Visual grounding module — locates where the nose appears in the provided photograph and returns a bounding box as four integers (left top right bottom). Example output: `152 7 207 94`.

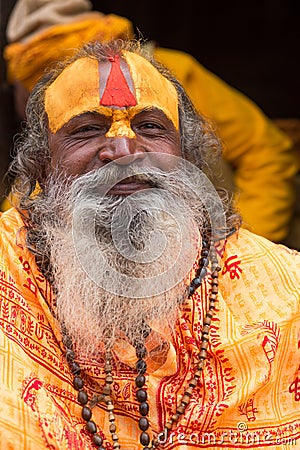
98 137 145 165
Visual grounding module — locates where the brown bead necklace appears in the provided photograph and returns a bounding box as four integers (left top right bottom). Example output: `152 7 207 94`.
62 239 221 449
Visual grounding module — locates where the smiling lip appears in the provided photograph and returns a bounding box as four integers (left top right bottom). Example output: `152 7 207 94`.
108 178 150 195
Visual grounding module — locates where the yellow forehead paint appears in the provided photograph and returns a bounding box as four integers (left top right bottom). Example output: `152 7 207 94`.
45 58 100 133
106 110 136 138
44 52 179 133
123 51 178 129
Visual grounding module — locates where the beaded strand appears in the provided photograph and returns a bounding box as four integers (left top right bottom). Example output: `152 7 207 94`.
63 241 220 449
134 342 151 449
151 243 220 448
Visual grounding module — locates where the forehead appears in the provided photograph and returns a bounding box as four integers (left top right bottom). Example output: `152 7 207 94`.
44 51 179 133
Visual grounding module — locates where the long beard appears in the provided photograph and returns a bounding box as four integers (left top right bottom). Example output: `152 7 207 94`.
29 162 224 359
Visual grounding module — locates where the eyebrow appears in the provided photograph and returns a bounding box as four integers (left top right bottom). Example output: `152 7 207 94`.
64 111 109 126
62 106 174 132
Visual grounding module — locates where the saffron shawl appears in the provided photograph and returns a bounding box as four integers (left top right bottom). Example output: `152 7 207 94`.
0 207 299 449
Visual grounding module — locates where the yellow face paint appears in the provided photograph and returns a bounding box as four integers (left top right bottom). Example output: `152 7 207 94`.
44 51 179 134
45 58 100 133
106 110 136 138
123 51 178 129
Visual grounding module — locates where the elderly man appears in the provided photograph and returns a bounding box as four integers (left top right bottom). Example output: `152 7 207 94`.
0 39 299 450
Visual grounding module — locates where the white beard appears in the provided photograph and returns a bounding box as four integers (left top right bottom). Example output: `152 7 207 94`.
31 162 223 359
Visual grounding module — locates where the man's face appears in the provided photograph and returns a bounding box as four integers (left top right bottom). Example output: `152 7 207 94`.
48 108 181 193
46 52 182 194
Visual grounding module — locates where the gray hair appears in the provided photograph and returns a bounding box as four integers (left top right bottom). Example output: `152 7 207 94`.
7 38 240 231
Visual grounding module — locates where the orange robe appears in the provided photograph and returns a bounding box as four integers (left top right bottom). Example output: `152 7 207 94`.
0 207 299 449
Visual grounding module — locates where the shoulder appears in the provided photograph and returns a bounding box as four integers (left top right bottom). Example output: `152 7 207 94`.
224 228 300 274
228 228 300 261
212 228 300 335
219 228 300 309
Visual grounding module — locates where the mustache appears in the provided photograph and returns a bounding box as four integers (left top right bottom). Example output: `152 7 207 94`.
68 163 172 199
38 164 194 355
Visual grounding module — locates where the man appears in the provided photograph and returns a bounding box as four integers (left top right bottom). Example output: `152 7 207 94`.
0 39 299 450
2 0 299 244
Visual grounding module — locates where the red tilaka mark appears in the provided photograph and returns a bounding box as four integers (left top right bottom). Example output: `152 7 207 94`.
100 55 137 107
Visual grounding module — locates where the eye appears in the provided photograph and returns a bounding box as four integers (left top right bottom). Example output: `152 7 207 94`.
131 109 173 136
134 121 165 135
71 124 107 136
140 122 163 129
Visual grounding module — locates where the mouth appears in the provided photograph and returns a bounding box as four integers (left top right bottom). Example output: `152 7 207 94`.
108 176 151 195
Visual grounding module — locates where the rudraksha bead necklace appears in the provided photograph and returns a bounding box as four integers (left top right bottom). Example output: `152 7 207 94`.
63 240 221 449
